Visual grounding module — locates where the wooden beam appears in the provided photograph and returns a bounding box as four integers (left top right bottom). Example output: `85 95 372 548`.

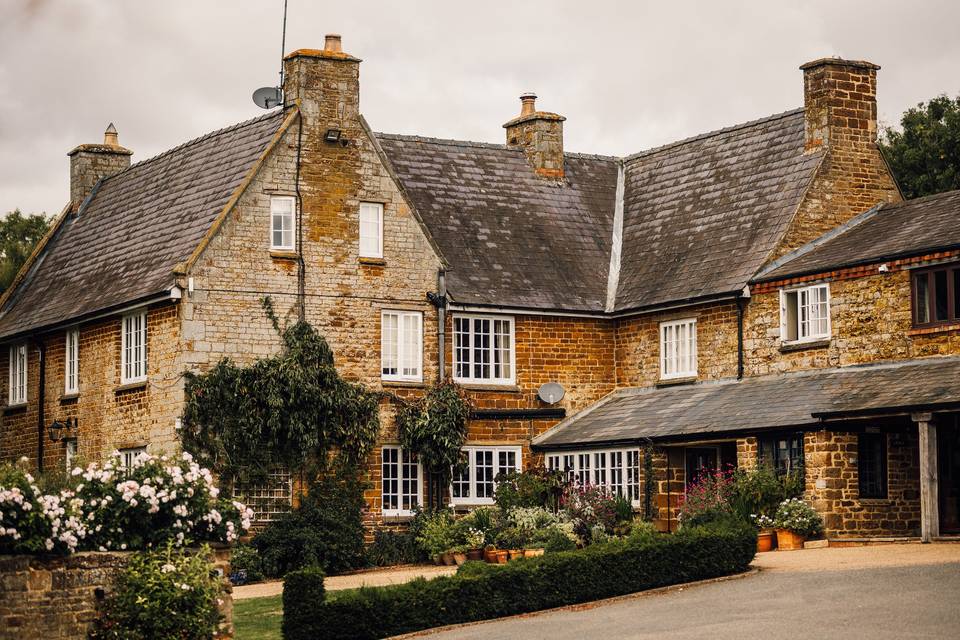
913 412 939 542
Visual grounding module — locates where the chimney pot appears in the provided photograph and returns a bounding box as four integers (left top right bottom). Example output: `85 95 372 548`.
104 123 119 147
324 34 342 53
520 92 537 116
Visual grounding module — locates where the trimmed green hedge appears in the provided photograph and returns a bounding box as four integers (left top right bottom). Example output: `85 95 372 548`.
282 523 756 640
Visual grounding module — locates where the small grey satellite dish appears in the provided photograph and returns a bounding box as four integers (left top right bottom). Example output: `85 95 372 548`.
538 382 565 405
252 87 283 109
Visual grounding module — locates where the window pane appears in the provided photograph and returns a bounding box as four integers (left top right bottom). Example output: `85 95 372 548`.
382 448 399 511
915 273 930 324
473 319 490 379
381 313 398 376
359 204 382 257
475 450 494 498
858 433 886 499
934 270 949 321
626 451 640 501
577 453 591 486
954 269 960 320
454 317 470 379
401 314 419 377
452 461 470 498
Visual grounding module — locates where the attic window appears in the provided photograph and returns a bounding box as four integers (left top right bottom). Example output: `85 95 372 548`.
270 196 296 251
781 284 830 343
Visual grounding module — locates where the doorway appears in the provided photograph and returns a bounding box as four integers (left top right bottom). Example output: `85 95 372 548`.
938 416 960 534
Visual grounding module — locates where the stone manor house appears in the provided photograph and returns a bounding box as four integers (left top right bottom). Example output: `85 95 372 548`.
2 35 959 541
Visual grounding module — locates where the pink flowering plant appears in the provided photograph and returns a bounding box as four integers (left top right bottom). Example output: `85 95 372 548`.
677 466 737 527
0 452 253 555
560 483 618 542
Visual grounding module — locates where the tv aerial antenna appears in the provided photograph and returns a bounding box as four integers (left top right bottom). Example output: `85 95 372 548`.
252 0 288 109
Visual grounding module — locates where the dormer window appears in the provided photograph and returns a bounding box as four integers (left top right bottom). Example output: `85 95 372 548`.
913 263 960 327
781 284 830 343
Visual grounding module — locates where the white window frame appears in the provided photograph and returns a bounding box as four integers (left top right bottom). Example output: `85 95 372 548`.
8 343 28 405
546 448 642 507
659 318 697 380
452 314 516 385
121 311 147 385
359 202 383 259
65 439 78 471
65 328 79 395
119 446 147 470
780 283 831 344
450 445 522 506
380 310 423 382
270 196 296 251
381 446 422 517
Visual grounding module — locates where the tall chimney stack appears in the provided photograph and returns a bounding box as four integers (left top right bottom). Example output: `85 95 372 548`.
67 123 132 209
800 57 879 153
503 93 566 180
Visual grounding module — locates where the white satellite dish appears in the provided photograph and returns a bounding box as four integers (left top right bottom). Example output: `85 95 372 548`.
252 87 283 109
538 382 565 405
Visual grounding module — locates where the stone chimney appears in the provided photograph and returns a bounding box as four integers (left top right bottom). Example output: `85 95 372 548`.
800 57 879 153
503 93 566 180
283 34 361 128
67 123 132 209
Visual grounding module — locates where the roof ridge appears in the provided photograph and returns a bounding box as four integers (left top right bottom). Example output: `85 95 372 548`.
103 109 286 182
623 107 805 163
881 187 960 210
373 131 619 161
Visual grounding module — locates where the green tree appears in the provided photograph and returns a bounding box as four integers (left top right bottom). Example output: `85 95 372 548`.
0 209 49 294
880 94 960 198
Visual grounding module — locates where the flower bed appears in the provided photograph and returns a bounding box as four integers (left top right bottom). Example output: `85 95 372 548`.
281 521 757 640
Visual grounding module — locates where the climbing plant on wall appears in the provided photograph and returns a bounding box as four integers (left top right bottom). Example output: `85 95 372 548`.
179 298 381 485
395 380 471 508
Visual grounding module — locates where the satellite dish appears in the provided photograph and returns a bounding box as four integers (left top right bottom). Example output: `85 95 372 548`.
252 87 283 109
538 382 565 405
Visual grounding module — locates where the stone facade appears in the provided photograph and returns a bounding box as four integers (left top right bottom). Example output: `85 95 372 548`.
0 548 233 640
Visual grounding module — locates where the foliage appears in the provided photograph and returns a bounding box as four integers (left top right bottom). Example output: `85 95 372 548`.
253 469 367 578
366 528 424 566
0 454 252 555
612 493 634 524
412 509 458 558
456 506 499 546
505 506 558 532
494 467 569 512
773 498 824 538
880 94 960 198
229 543 265 585
281 521 757 640
561 484 618 542
642 447 655 521
678 466 737 528
529 526 577 552
493 526 529 550
624 518 659 544
0 209 49 294
89 543 224 640
396 381 470 495
727 465 801 525
180 298 381 485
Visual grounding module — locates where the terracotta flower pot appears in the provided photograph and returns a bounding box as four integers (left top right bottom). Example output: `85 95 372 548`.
467 548 484 562
776 529 806 551
524 548 545 558
452 552 467 566
441 552 456 565
483 549 498 563
508 549 524 561
495 550 509 564
757 530 774 553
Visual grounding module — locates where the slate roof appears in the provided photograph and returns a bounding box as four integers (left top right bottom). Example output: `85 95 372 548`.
533 357 960 448
614 109 823 311
375 134 619 312
758 189 960 282
0 110 286 340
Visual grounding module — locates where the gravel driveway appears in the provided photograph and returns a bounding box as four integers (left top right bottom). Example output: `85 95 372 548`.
420 544 960 640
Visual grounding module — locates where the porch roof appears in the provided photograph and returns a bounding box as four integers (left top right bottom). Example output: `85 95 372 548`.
532 357 960 450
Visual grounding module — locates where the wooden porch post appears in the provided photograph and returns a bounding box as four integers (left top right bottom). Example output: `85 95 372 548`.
912 412 939 542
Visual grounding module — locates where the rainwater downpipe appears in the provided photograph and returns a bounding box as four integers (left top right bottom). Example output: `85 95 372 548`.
737 296 746 380
33 337 46 473
295 112 306 320
437 269 447 382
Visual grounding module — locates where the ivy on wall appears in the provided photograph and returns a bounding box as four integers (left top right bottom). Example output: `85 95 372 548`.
179 299 381 485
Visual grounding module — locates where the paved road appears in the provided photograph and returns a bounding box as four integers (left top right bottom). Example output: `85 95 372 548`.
426 548 960 640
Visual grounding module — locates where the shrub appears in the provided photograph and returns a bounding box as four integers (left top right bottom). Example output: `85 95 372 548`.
493 526 529 550
456 506 500 546
412 509 458 558
494 468 569 512
366 528 424 566
561 484 618 542
0 454 252 555
253 470 366 578
727 466 803 524
282 521 756 640
281 566 326 640
678 467 736 527
530 526 577 552
89 543 223 640
505 506 557 532
774 498 824 538
612 493 634 524
229 543 264 585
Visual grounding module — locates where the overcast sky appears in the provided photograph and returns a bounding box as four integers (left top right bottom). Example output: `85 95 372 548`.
2 0 959 218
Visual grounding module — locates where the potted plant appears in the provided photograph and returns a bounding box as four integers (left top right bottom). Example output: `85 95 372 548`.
752 514 776 552
450 545 468 566
773 498 824 550
483 543 498 564
465 527 485 561
523 546 545 558
495 527 528 561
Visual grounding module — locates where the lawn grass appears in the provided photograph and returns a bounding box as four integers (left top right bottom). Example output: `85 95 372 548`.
233 588 360 640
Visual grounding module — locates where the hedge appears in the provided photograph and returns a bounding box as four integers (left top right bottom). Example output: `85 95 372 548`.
282 523 756 640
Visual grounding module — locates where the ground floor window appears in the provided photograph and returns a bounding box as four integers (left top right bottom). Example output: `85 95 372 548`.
858 432 888 499
233 467 293 524
119 446 147 470
758 432 804 475
381 446 421 517
65 439 78 471
451 446 522 505
545 449 641 505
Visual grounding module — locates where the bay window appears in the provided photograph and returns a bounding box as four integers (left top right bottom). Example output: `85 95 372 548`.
453 314 514 385
451 446 521 505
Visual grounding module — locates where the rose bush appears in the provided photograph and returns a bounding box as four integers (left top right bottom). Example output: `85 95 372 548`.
0 452 252 555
